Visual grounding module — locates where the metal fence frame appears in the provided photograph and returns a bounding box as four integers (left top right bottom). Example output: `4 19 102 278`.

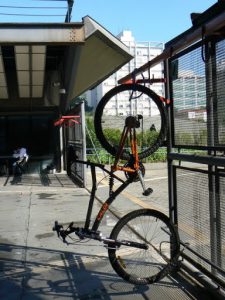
65 101 86 187
166 35 225 289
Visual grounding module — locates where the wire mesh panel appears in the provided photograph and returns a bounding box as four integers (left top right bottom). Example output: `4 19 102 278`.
174 166 225 285
216 39 225 146
176 167 210 268
170 45 207 147
170 38 225 149
217 170 225 281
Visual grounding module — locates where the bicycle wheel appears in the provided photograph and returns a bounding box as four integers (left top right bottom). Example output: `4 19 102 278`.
108 209 180 285
94 84 167 160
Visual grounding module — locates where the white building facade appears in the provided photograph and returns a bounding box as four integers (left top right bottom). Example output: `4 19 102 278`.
86 31 164 115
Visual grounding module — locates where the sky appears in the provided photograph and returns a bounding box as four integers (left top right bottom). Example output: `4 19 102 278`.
0 0 218 42
72 0 218 42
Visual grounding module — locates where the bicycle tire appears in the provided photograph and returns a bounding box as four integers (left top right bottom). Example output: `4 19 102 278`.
94 84 167 160
108 209 180 285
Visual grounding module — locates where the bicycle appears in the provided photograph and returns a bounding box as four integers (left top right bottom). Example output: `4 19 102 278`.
53 82 180 285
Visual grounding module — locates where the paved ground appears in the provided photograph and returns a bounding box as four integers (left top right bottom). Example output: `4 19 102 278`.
0 164 223 299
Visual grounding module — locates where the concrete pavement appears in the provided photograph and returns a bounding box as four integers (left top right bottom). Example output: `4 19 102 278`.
0 165 221 299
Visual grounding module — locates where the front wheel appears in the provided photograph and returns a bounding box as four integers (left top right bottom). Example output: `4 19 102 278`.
108 209 180 285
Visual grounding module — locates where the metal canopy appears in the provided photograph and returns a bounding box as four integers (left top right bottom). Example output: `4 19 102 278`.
65 16 133 103
0 23 85 44
0 17 132 111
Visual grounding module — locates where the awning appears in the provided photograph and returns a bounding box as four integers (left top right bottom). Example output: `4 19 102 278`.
65 16 133 101
0 16 133 111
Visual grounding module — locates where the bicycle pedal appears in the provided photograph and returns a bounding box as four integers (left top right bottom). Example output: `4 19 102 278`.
142 188 153 196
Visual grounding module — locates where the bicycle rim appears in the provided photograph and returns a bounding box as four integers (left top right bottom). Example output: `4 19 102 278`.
108 209 180 285
94 84 167 160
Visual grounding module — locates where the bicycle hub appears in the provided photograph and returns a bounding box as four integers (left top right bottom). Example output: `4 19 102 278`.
125 116 141 128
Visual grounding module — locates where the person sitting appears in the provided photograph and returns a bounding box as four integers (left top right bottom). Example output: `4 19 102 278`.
12 147 29 176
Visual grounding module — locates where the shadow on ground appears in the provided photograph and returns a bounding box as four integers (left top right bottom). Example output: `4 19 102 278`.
0 243 222 300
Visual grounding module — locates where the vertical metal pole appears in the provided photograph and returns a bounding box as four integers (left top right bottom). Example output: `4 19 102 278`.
205 40 218 273
59 126 64 172
164 58 177 224
65 0 74 23
81 101 87 187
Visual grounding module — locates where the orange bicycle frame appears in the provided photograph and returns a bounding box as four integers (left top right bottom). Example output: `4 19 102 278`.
112 117 140 174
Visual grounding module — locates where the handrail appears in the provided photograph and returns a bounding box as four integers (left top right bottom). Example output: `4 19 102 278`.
118 9 225 84
168 152 225 167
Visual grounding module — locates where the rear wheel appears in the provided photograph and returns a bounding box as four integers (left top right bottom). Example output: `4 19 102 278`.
108 209 180 285
94 84 167 160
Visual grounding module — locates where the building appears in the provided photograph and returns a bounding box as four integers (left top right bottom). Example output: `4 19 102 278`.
87 31 164 116
172 74 206 122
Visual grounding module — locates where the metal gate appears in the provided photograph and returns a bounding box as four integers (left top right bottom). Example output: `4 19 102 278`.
64 101 86 187
167 36 225 288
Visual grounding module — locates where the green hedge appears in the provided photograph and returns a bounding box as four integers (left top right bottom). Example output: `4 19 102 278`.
86 148 167 164
86 116 160 150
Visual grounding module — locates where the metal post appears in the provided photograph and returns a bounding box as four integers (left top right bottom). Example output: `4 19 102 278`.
205 39 218 274
80 101 87 186
59 126 64 172
164 58 177 224
65 0 74 23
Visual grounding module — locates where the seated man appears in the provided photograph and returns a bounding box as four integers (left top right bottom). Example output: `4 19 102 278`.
12 147 29 175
